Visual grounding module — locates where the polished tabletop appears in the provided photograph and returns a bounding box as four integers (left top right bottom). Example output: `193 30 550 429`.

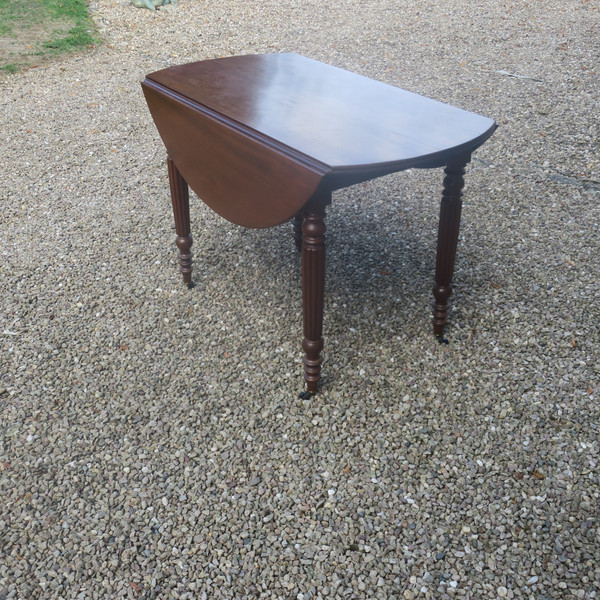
146 53 496 173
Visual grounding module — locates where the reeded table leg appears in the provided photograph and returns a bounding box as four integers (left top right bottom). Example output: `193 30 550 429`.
301 192 330 395
167 156 193 287
432 153 471 337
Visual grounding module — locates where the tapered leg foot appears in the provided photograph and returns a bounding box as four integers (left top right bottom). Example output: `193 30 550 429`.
432 154 471 337
301 192 330 394
167 156 193 286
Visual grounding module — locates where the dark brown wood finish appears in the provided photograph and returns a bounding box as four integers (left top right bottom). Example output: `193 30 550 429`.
142 78 326 229
142 53 497 393
433 155 470 336
167 156 193 287
142 54 496 228
292 212 304 251
301 191 330 393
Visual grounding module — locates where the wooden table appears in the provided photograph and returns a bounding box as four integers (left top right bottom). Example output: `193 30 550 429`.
142 53 496 395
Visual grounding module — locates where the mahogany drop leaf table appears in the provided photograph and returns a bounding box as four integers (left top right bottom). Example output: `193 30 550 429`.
142 53 496 394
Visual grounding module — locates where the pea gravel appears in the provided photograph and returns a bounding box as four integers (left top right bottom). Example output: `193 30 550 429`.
1 0 599 599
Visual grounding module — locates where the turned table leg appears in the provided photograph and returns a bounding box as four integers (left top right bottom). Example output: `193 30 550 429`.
432 154 471 337
292 211 304 251
301 192 330 395
167 156 193 288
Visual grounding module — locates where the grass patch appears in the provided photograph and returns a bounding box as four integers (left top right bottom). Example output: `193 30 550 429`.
43 0 97 51
43 23 96 52
0 0 98 74
1 61 19 73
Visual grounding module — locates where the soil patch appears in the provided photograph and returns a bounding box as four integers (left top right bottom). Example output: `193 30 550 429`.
0 1 97 78
0 18 74 74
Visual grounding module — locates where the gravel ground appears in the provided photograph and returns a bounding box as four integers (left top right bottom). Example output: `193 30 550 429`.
1 0 599 598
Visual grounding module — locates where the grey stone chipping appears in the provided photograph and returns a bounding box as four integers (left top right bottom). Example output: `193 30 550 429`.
1 0 599 599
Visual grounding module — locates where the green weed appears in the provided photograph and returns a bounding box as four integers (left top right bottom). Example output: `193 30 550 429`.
0 0 98 73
